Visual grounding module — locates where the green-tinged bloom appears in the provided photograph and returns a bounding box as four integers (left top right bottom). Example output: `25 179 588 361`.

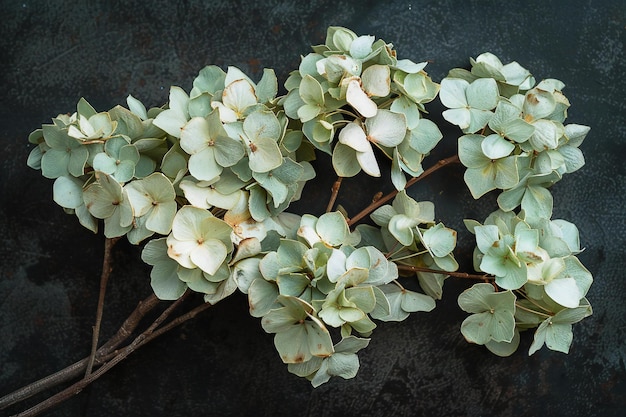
440 77 499 133
125 172 177 239
166 206 233 275
458 134 519 198
458 283 516 345
261 295 334 364
92 136 140 183
83 172 133 238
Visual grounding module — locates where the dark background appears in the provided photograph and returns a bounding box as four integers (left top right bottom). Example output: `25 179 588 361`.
1 1 625 416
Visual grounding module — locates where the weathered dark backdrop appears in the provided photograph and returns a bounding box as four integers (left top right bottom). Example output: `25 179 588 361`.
1 1 624 416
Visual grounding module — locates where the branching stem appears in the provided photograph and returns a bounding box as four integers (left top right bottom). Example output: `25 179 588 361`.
326 177 343 212
11 291 193 417
514 302 552 318
0 293 161 410
85 236 120 376
347 154 460 227
396 264 495 281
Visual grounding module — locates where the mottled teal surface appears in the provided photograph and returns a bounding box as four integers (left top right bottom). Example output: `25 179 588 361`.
1 1 624 416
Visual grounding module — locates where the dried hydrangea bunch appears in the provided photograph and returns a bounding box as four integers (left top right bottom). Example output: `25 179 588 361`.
27 26 592 387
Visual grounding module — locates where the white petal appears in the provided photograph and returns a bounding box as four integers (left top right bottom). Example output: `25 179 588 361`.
206 189 244 210
338 122 369 152
169 86 190 115
442 108 471 130
166 235 196 269
356 148 381 177
222 79 257 116
545 278 581 308
327 249 348 283
179 180 212 209
346 79 377 118
191 239 227 275
362 64 391 97
366 109 407 147
180 117 210 154
439 78 469 108
211 102 238 123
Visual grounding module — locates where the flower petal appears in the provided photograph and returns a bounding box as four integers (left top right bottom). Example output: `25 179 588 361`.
356 148 381 177
190 239 227 275
338 122 369 152
346 79 377 118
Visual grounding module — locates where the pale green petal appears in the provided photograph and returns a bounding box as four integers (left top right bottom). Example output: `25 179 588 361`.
299 74 325 106
332 143 361 177
349 34 375 59
466 78 499 110
247 136 282 173
464 167 496 199
356 148 381 177
338 122 369 152
188 148 222 181
439 78 468 108
409 118 442 154
248 278 279 317
443 108 471 130
145 200 177 235
180 117 211 154
92 153 117 175
190 239 227 275
422 223 457 257
481 134 514 160
362 64 390 97
366 109 407 147
524 88 556 120
53 176 84 209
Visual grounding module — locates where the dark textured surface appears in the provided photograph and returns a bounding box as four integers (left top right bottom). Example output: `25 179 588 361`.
1 1 625 416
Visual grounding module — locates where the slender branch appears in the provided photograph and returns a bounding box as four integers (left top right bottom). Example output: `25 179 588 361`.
514 302 552 318
87 300 214 369
85 237 119 376
347 154 460 226
396 264 495 281
388 250 429 263
391 279 406 290
326 177 343 212
12 292 191 417
515 289 554 314
0 294 160 410
142 300 213 343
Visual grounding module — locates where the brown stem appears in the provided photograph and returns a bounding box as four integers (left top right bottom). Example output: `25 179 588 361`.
0 294 160 410
85 237 120 376
326 177 344 213
86 300 213 368
12 291 191 417
396 264 495 281
347 154 460 227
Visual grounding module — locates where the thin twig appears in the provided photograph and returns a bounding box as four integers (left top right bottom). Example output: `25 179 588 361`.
515 289 554 314
85 237 120 376
141 300 213 344
12 292 191 417
396 264 495 280
347 154 460 227
326 177 343 212
0 294 160 410
515 302 552 318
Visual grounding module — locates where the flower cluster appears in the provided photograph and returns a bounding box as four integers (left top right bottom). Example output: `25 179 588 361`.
281 26 443 189
27 27 593 386
441 53 593 356
233 203 455 386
